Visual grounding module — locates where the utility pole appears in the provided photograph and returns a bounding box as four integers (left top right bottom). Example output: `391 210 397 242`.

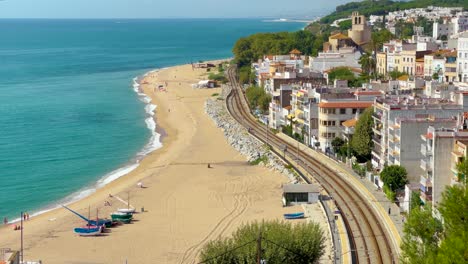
256 231 262 264
20 211 23 264
266 120 269 147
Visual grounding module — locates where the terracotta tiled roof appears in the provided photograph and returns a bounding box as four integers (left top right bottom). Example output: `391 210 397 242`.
329 33 350 40
342 118 357 127
318 101 373 109
290 49 302 54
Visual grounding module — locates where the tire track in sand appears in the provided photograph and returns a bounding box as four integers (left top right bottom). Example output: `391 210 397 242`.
178 182 250 264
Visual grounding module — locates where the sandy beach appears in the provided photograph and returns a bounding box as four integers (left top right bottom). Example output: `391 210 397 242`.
0 62 308 263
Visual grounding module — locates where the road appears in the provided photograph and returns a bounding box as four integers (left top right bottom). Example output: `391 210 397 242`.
225 65 398 264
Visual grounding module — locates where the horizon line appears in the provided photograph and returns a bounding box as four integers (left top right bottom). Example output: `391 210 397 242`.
0 17 317 20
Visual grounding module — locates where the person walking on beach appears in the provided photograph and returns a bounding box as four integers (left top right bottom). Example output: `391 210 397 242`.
3 217 7 225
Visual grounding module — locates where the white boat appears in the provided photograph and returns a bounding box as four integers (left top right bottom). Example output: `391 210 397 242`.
117 208 136 214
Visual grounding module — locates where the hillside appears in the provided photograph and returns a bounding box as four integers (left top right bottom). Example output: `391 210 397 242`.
306 0 467 32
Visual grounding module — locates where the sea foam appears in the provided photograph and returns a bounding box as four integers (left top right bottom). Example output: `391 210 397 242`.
8 70 164 224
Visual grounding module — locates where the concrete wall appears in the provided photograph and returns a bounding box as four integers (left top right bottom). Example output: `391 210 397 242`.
432 136 454 206
398 121 456 183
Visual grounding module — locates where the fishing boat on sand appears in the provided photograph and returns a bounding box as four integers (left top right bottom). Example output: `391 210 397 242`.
111 212 133 223
283 212 305 219
74 226 101 236
62 205 113 228
117 192 136 214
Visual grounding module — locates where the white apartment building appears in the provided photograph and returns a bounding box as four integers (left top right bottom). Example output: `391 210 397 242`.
309 48 361 73
420 126 468 209
317 101 373 152
433 13 468 40
458 32 468 82
372 96 466 170
386 117 457 183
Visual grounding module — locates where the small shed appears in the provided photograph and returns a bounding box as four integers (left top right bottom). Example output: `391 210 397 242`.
282 184 320 206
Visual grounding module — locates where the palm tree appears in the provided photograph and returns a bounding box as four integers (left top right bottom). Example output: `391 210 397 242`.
359 51 376 78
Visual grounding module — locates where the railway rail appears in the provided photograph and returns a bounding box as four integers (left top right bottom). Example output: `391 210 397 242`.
225 65 397 264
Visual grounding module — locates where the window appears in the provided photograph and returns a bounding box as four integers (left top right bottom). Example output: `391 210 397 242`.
320 120 336 127
340 108 346 114
352 108 358 114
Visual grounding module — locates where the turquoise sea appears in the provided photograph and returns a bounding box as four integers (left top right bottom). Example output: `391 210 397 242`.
0 19 305 221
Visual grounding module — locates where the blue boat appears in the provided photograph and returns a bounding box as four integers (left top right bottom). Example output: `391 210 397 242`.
62 205 113 228
74 226 101 236
283 212 305 219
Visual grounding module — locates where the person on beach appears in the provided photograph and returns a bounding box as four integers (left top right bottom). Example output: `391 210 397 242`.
3 217 7 225
137 181 144 188
26 213 29 220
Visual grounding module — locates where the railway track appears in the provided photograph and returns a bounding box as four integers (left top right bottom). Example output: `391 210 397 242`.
225 66 397 264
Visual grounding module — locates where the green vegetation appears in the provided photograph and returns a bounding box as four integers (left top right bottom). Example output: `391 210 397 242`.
359 51 375 76
208 72 228 84
351 107 374 161
232 30 322 67
199 220 325 264
319 0 468 25
352 162 367 177
327 67 365 87
371 29 394 52
250 155 268 165
338 19 352 31
211 93 219 97
380 165 408 193
456 157 468 183
331 137 346 154
239 66 255 85
389 70 406 80
245 86 271 112
400 182 468 263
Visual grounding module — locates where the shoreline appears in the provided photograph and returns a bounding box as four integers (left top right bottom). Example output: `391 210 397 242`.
5 59 234 224
0 60 306 264
5 68 167 224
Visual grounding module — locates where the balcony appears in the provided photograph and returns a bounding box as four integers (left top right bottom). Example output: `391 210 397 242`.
373 128 382 136
373 135 382 146
420 191 433 202
420 159 432 172
421 144 432 156
420 175 432 189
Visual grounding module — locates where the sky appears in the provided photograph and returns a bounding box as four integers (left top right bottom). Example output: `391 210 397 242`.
0 0 354 19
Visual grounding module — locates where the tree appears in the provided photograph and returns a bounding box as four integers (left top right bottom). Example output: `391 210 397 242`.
351 107 374 161
331 137 345 154
456 157 468 183
400 205 443 264
327 67 357 84
401 182 468 264
371 29 394 54
245 86 270 112
199 220 325 264
338 19 352 31
436 185 468 263
389 70 406 80
359 51 375 76
380 165 408 191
